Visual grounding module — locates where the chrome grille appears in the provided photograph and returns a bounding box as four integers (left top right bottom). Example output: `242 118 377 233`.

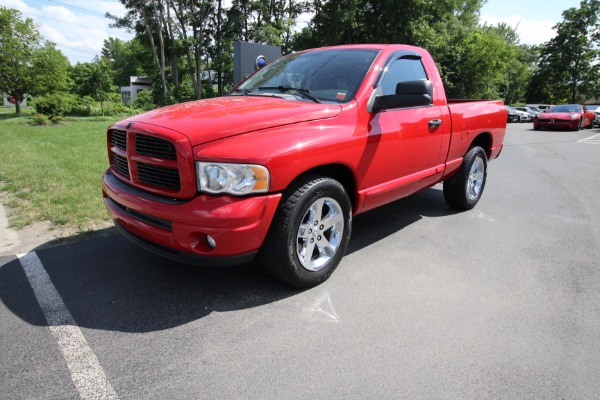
136 134 177 160
138 162 180 191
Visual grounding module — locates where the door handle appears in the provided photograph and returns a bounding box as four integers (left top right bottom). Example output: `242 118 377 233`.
428 119 443 128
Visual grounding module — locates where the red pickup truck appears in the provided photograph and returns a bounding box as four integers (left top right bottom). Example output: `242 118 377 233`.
103 44 506 287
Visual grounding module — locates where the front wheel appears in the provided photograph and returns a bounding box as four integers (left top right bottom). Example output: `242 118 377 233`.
443 146 488 210
260 175 352 287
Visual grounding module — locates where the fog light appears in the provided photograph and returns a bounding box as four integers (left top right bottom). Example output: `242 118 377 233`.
206 235 216 249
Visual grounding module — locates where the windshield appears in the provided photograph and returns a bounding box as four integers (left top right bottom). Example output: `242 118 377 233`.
548 105 581 113
234 49 379 103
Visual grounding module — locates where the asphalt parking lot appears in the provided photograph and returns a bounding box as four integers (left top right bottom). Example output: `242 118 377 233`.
1 123 599 399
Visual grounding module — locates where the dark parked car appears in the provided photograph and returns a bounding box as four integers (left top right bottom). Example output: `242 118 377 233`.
506 106 520 123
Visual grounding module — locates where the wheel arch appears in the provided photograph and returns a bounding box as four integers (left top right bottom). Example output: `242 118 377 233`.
284 163 357 208
469 132 493 159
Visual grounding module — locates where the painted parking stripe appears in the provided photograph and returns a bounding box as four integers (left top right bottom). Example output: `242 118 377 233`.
18 252 118 400
577 134 600 144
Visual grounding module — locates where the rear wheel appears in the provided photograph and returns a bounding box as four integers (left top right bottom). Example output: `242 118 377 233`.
443 146 488 210
260 175 352 287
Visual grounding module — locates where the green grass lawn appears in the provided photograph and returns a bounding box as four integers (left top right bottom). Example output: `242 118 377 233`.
0 107 119 231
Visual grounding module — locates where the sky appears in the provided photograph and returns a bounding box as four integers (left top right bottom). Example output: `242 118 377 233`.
0 0 584 65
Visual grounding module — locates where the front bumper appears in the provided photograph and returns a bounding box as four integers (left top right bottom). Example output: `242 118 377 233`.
102 171 282 266
534 119 578 130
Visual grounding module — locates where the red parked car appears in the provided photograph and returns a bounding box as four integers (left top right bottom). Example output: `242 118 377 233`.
533 104 595 131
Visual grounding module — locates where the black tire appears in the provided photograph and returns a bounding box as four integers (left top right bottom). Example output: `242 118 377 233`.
574 119 582 131
260 175 352 288
443 146 488 210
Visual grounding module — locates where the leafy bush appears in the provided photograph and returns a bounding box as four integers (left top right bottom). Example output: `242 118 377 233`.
102 101 130 116
51 115 63 124
133 90 157 111
32 113 49 125
69 105 92 117
33 93 76 117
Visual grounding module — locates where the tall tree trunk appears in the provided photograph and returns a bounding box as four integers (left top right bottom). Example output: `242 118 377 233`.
152 0 169 101
169 0 199 98
140 3 168 99
570 55 581 103
191 0 206 100
165 2 180 93
216 0 223 95
194 31 203 99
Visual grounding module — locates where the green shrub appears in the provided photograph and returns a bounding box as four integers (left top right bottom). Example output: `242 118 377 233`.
133 90 157 111
69 104 92 117
102 101 130 116
33 93 76 117
32 113 49 125
51 115 64 124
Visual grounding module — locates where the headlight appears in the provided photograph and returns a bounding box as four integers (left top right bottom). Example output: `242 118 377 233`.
196 162 269 195
570 114 579 119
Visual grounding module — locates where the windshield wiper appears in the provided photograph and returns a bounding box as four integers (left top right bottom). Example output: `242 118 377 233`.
258 86 322 103
229 88 252 95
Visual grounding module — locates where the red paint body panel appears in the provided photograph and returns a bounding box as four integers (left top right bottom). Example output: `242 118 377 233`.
103 172 281 257
102 44 506 263
118 96 343 146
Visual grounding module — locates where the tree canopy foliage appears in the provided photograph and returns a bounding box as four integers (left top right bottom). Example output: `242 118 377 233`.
0 6 69 113
527 0 600 104
2 1 600 114
105 0 596 105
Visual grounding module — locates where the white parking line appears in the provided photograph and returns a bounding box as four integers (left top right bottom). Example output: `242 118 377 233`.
577 134 600 144
18 252 118 400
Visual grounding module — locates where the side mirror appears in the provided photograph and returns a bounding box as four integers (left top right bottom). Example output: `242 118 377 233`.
372 80 433 112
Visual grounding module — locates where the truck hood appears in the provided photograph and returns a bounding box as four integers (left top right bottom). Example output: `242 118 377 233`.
122 96 343 146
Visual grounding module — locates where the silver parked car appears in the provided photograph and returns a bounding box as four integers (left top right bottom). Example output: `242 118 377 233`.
511 106 533 122
585 105 600 127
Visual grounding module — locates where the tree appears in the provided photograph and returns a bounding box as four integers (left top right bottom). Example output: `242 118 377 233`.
0 7 68 114
480 23 538 104
447 28 513 99
102 37 150 87
291 0 490 98
71 57 117 116
528 0 600 103
31 42 71 93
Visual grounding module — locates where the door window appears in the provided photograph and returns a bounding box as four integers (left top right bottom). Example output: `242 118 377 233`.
380 58 428 96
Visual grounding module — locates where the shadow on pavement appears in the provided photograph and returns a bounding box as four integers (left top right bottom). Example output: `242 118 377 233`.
0 186 457 333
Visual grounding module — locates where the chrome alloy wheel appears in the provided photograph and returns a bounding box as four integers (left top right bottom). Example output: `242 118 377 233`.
467 156 485 201
296 197 344 271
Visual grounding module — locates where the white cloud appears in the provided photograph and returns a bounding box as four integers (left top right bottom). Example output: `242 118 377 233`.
0 0 133 64
481 14 557 45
